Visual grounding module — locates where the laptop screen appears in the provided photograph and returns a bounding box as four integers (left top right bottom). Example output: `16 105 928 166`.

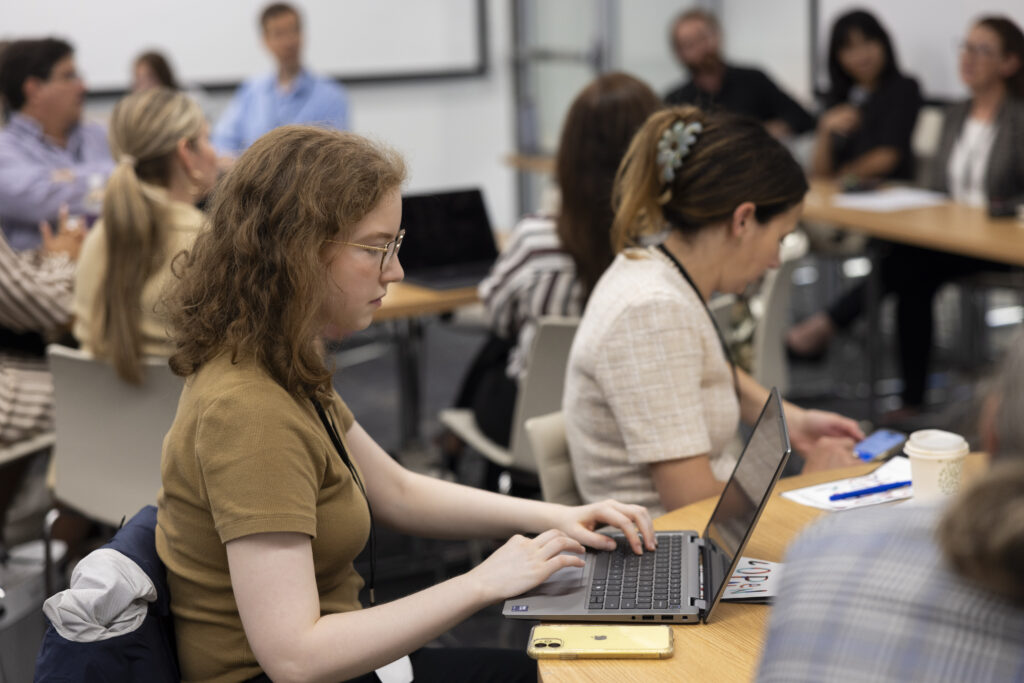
398 188 499 273
701 389 790 622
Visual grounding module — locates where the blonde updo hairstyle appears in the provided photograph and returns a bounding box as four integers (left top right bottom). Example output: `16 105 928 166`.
96 87 205 384
611 106 808 253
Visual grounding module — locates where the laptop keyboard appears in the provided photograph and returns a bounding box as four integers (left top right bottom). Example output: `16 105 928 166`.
588 534 684 610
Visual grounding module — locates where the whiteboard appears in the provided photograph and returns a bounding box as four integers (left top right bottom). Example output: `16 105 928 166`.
2 0 485 93
814 0 1024 101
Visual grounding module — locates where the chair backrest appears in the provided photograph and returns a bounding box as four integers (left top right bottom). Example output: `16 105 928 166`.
507 317 580 472
750 230 809 394
0 431 55 468
524 411 581 506
46 345 183 527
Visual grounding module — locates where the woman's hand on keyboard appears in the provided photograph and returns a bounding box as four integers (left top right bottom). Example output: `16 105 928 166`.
466 529 586 602
552 499 657 556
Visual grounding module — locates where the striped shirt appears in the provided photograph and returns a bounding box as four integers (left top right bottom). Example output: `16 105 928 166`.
0 236 75 446
479 216 584 378
757 504 1024 683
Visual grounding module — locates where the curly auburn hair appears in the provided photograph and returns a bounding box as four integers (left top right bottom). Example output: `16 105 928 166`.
167 125 406 400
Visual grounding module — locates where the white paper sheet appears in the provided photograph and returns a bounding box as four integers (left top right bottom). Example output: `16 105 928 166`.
832 187 949 212
781 456 912 511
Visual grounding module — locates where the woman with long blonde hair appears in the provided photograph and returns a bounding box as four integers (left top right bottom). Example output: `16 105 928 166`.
73 87 217 383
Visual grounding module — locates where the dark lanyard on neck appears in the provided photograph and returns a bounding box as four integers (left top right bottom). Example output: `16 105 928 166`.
656 244 739 397
311 399 377 606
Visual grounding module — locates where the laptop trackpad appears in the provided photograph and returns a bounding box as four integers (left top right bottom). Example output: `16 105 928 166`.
516 553 587 598
529 563 585 595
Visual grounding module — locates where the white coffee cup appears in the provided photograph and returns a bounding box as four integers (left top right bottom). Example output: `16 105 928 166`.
903 429 969 502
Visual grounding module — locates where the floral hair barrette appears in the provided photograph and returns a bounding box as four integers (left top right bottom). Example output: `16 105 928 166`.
656 120 703 183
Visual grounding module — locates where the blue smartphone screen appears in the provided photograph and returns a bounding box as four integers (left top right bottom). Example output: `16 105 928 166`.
854 429 906 461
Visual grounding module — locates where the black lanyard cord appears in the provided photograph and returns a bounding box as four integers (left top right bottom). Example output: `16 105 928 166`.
656 244 740 397
311 399 377 606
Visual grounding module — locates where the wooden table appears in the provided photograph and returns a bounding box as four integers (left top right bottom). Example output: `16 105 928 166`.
802 180 1024 420
804 180 1024 266
375 282 479 322
372 282 480 450
538 453 989 683
505 153 555 176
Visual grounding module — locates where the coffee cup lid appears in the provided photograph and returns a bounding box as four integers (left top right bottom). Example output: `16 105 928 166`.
905 429 968 457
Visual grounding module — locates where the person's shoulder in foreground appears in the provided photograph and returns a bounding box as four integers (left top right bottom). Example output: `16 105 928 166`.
756 503 1024 683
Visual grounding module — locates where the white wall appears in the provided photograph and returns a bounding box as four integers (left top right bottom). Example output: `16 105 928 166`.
721 0 814 110
9 0 482 90
84 0 517 230
816 0 1024 100
618 0 699 95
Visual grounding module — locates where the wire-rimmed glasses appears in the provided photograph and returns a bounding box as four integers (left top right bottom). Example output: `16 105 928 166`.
327 229 405 272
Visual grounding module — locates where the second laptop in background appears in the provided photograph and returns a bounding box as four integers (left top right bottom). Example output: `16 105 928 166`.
399 188 499 289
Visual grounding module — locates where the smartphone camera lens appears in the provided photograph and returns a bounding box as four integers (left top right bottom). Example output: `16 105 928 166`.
535 642 547 648
549 642 561 648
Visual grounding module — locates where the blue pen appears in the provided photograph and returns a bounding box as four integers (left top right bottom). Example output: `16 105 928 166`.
829 480 912 501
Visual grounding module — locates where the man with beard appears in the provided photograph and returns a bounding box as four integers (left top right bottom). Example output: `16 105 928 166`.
664 9 814 140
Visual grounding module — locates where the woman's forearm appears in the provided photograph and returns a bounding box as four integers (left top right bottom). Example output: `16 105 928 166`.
282 573 487 683
810 127 836 178
736 368 771 425
348 421 565 539
837 147 901 179
378 468 565 539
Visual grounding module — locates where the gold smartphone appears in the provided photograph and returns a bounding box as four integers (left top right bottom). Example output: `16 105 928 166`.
527 624 674 660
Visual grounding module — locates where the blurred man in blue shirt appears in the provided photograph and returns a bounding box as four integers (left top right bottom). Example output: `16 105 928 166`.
212 2 350 156
0 38 113 251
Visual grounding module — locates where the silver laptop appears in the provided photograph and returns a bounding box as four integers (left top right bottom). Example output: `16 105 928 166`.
502 388 790 624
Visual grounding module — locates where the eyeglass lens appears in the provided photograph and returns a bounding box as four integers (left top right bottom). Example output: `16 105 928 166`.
381 233 403 271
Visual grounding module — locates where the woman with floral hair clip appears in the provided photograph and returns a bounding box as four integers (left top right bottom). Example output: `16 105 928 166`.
563 106 865 515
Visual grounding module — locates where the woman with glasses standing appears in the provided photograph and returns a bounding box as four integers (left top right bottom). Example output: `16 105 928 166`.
789 16 1024 419
156 125 655 683
72 88 217 383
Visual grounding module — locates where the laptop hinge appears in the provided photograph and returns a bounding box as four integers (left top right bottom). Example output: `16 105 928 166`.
689 536 706 547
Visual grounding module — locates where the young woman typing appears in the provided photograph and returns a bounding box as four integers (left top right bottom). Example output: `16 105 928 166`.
563 107 864 516
155 126 654 683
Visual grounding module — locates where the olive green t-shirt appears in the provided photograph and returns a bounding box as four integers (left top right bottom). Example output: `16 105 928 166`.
156 353 370 683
